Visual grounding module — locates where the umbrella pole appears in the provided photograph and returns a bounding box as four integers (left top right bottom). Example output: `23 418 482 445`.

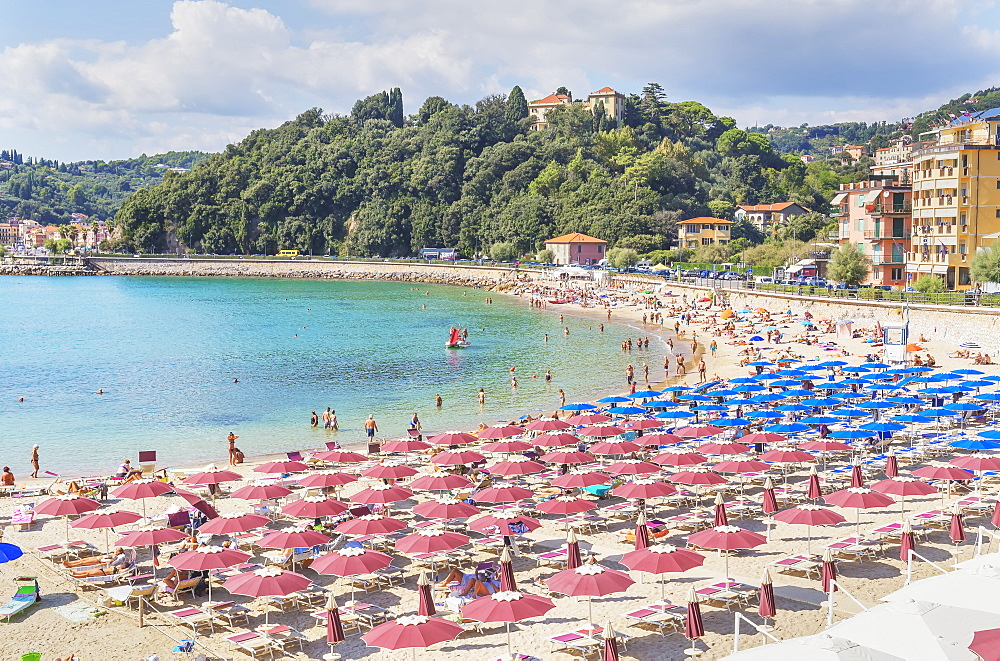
589 597 594 628
807 525 811 556
507 621 513 659
856 508 861 537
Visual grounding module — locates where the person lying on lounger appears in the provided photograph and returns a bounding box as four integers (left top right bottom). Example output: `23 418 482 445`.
63 548 128 569
436 568 499 597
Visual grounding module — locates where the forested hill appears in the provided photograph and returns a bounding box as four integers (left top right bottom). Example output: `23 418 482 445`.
0 151 208 224
112 85 867 257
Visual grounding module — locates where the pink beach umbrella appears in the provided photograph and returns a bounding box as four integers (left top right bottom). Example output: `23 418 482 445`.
362 615 463 658
412 497 480 520
362 464 418 480
71 509 143 553
532 432 579 448
713 493 729 527
714 458 770 474
821 548 837 594
535 496 597 515
416 570 436 616
634 511 652 550
550 471 610 489
607 459 661 476
699 442 751 456
525 418 572 432
36 494 101 532
807 466 823 500
197 512 269 535
738 432 788 445
395 529 470 555
474 485 534 503
469 512 541 536
312 546 392 578
624 419 665 431
899 518 916 563
296 471 358 489
992 501 1000 529
579 426 626 438
224 566 311 625
885 451 900 478
566 529 583 570
430 450 485 466
229 483 294 501
758 567 777 625
669 468 727 487
498 545 517 592
650 450 707 467
849 464 865 488
254 460 309 474
540 450 595 465
684 588 705 655
798 440 852 452
486 457 546 477
169 545 251 602
408 474 472 491
335 515 407 536
480 440 534 454
620 543 704 577
603 620 622 661
111 479 173 502
773 504 845 554
325 592 346 656
461 590 556 659
115 526 188 548
610 479 676 500
968 628 1000 661
688 525 767 581
426 432 479 445
564 413 612 425
546 563 634 626
950 507 967 544
951 454 1000 472
675 425 724 438
825 487 894 535
761 477 779 515
760 449 815 464
350 483 414 504
477 425 524 439
381 439 432 453
313 449 368 463
912 465 974 481
183 468 242 485
637 432 684 446
280 496 348 519
257 528 330 550
871 477 936 515
589 440 642 455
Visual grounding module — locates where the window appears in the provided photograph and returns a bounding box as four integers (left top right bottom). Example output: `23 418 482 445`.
891 268 903 280
703 224 714 231
685 225 699 234
577 245 582 253
702 238 713 245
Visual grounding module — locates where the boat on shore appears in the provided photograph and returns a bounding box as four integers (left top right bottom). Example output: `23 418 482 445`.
446 327 471 349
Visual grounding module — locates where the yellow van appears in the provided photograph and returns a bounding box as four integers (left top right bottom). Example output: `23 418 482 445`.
277 250 300 258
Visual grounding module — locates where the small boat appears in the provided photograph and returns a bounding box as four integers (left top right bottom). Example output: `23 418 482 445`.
548 299 571 304
446 327 471 349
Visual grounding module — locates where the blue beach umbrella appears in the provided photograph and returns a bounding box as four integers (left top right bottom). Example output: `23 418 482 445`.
921 407 961 418
775 370 808 377
863 373 896 381
829 429 876 439
677 394 713 402
778 358 802 363
840 366 871 374
629 390 663 399
745 393 784 403
778 389 814 398
802 398 841 407
960 380 993 389
746 411 783 420
711 418 753 427
655 410 696 420
811 381 848 390
860 422 906 432
769 379 803 387
749 335 765 342
832 392 869 400
596 396 632 404
0 543 23 564
691 404 728 412
979 430 1000 440
952 438 1000 450
974 393 1000 402
560 403 598 411
864 384 901 392
640 400 675 409
840 378 872 385
708 389 741 397
797 364 826 372
607 406 647 415
953 368 986 376
775 404 812 412
764 422 811 434
861 363 891 370
858 401 896 410
818 361 848 368
891 414 934 424
829 409 869 418
730 377 761 384
799 415 841 425
733 385 766 393
944 402 982 412
748 361 775 367
660 386 691 392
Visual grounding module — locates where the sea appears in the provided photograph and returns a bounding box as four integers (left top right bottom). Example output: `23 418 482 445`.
0 276 667 475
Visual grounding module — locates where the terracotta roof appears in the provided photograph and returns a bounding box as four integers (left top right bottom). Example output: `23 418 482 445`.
545 232 607 244
677 217 732 225
736 203 809 213
529 94 570 106
590 87 619 95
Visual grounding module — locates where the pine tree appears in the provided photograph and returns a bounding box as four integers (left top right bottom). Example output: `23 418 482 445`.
506 85 528 121
389 88 404 128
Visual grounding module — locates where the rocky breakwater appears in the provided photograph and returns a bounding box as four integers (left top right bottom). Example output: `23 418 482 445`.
0 263 94 276
87 257 535 292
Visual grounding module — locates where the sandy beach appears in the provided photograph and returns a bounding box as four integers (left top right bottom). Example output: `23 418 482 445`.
3 273 999 661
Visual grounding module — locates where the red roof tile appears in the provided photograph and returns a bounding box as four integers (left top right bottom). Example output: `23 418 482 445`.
545 232 607 244
677 217 732 225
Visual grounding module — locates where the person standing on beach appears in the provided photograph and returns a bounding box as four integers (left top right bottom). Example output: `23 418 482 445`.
227 432 240 465
698 359 707 383
322 408 332 429
310 412 319 427
625 364 634 385
663 354 671 376
30 445 39 479
643 363 649 383
330 410 338 430
364 415 379 439
710 340 717 358
558 388 566 407
676 355 686 376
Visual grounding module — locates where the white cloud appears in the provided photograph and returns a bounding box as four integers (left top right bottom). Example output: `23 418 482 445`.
1 0 999 160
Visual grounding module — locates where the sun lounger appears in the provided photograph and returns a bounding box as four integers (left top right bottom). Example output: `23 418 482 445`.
226 631 277 660
258 624 306 654
623 602 686 635
0 577 40 622
770 555 820 579
169 607 216 634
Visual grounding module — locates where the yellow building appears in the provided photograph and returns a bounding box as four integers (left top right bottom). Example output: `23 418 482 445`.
908 108 1000 289
677 217 732 249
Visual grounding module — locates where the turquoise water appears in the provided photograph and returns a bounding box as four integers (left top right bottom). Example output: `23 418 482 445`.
0 276 663 475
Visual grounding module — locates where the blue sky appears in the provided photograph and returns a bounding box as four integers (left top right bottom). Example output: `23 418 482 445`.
2 0 1000 161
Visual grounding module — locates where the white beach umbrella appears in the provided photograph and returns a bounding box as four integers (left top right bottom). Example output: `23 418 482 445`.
826 599 993 661
720 633 905 660
881 563 1000 615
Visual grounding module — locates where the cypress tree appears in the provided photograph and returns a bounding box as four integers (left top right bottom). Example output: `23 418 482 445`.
506 85 528 121
389 88 404 128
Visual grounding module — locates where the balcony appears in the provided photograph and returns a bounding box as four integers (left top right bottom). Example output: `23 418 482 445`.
863 230 911 240
874 255 906 265
867 202 911 215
